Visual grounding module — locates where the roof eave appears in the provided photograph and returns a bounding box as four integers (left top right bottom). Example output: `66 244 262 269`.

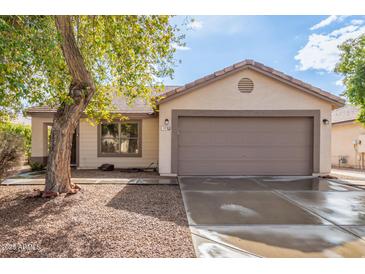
26 111 156 118
332 119 357 125
157 61 345 108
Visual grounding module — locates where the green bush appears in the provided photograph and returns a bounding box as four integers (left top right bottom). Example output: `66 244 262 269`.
29 161 46 171
0 121 31 162
0 131 24 180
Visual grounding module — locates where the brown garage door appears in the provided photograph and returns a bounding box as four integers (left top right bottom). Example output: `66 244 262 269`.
177 116 313 175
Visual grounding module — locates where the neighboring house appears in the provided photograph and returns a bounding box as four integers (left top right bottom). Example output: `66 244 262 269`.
332 105 365 169
27 59 344 176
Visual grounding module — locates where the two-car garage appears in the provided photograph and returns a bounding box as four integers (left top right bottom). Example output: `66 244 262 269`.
172 110 319 176
176 115 314 176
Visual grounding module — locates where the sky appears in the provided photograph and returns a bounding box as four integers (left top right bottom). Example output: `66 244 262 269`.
15 15 365 125
164 15 365 97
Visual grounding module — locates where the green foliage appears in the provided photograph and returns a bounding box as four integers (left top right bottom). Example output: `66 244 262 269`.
336 34 365 124
0 15 184 122
0 131 24 180
0 121 31 161
29 161 46 171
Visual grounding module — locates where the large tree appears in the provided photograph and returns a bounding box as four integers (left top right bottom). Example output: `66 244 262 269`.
336 34 365 123
0 15 183 196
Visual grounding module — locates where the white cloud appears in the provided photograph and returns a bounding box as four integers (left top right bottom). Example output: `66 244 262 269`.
188 20 203 30
335 79 344 86
330 24 358 36
310 15 337 30
172 43 190 51
295 23 365 72
351 19 364 25
310 15 347 31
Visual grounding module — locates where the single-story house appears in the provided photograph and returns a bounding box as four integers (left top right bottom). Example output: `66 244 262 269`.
27 59 345 176
332 105 365 169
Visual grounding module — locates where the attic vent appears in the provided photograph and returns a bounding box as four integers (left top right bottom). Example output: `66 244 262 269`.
238 78 254 93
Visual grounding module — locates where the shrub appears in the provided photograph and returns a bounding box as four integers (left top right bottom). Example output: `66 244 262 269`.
0 122 31 162
0 131 24 180
29 161 46 171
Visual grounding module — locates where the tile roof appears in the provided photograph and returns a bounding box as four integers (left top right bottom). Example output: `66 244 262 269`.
26 86 180 115
157 59 345 107
332 105 360 124
26 59 346 116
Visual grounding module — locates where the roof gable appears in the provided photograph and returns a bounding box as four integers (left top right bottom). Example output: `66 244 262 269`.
157 59 345 107
332 105 360 124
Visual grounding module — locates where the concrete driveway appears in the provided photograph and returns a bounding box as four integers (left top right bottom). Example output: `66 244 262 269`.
179 176 365 258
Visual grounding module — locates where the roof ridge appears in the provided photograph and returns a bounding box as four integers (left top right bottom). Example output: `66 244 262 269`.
157 59 345 106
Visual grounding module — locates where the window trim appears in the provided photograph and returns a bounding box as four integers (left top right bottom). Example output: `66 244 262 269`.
97 120 142 158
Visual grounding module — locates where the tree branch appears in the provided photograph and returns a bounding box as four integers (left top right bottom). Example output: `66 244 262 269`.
55 16 94 90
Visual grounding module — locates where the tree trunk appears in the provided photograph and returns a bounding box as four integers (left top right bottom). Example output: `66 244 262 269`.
43 16 95 197
44 110 79 194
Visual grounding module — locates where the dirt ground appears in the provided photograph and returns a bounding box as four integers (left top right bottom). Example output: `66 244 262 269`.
0 184 195 258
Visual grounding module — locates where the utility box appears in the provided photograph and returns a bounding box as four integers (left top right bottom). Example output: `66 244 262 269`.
358 135 365 152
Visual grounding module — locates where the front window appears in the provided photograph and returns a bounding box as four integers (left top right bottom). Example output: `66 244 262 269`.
100 121 141 156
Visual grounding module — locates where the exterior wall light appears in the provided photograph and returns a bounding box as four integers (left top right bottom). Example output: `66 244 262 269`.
161 118 171 131
322 119 329 125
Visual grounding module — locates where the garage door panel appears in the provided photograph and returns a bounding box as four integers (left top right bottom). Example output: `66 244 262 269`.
179 132 312 146
179 159 312 176
179 117 311 132
178 145 312 161
177 116 313 175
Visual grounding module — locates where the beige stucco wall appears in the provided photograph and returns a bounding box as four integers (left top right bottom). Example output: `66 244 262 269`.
158 68 334 175
30 116 159 169
78 117 159 169
331 122 365 168
30 116 53 158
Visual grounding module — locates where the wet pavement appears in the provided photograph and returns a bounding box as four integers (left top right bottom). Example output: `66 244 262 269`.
179 176 365 258
183 191 329 225
191 233 258 258
281 191 365 225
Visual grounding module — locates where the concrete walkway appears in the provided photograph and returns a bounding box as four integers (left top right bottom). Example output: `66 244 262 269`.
331 168 365 179
330 168 365 188
1 177 177 185
179 176 365 258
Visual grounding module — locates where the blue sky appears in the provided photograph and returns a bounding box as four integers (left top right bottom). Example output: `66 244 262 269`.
164 16 365 97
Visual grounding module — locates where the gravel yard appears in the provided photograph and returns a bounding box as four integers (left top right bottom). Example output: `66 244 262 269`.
0 184 195 258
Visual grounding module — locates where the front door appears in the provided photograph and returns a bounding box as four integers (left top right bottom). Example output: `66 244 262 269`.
70 130 77 166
